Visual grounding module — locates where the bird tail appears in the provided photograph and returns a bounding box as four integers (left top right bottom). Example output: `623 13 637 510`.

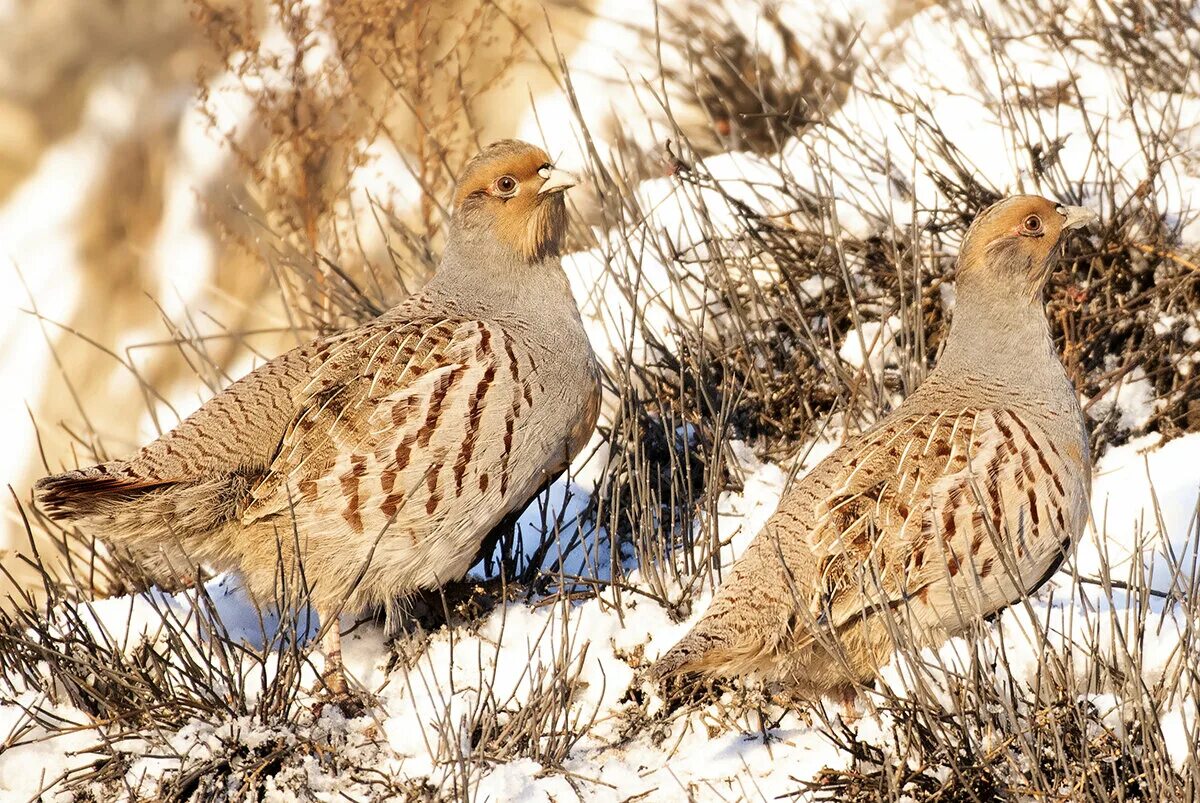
652 629 720 681
36 465 171 521
35 464 254 582
653 616 782 682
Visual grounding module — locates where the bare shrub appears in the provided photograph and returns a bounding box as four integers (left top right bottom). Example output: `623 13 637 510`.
797 511 1200 801
6 0 1200 798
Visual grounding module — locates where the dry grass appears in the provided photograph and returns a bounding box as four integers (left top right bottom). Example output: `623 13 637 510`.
796 512 1200 802
4 0 1200 799
191 0 544 330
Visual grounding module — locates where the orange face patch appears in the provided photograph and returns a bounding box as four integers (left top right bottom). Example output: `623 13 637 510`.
451 141 568 262
958 195 1071 287
452 143 553 209
969 196 1064 245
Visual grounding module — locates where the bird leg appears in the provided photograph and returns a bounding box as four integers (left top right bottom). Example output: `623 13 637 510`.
836 686 862 723
320 616 349 698
313 612 375 716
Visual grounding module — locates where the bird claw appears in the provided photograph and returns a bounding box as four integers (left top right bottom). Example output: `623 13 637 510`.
311 685 374 719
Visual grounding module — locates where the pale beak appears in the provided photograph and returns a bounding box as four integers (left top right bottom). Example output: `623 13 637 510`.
1056 205 1098 230
537 167 578 195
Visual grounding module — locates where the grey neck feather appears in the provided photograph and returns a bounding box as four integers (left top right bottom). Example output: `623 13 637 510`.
424 228 572 316
934 274 1061 394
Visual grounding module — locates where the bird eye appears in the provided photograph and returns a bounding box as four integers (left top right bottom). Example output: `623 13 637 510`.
1022 214 1043 235
493 175 518 196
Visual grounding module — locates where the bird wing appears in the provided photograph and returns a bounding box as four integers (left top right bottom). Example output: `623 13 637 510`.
802 407 1027 633
241 315 507 530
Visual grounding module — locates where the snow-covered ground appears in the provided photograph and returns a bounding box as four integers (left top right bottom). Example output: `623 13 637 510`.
2 426 1196 799
2 0 1199 799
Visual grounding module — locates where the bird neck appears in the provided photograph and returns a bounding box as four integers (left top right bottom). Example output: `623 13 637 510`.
428 233 573 314
935 283 1060 390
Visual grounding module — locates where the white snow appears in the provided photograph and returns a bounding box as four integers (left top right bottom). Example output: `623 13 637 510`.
1088 365 1160 433
839 315 903 374
1076 433 1200 605
3 0 1200 798
7 429 1196 799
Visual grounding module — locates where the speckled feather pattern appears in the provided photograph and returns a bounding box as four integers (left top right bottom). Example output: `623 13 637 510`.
35 141 601 622
655 196 1094 698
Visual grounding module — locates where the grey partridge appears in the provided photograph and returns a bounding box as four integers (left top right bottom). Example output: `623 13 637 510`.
36 140 602 696
655 196 1096 701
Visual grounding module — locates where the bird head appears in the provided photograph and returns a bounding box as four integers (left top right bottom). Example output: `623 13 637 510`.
449 140 577 263
957 195 1096 301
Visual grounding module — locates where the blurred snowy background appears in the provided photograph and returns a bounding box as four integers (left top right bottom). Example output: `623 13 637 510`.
2 0 1199 800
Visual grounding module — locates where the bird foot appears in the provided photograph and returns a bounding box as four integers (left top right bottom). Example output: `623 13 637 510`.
312 619 374 715
311 658 374 717
311 684 374 719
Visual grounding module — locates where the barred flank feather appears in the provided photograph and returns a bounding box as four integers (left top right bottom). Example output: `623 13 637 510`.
653 197 1094 700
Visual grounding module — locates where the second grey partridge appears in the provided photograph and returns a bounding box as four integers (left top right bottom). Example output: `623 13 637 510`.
36 140 602 696
654 196 1096 701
